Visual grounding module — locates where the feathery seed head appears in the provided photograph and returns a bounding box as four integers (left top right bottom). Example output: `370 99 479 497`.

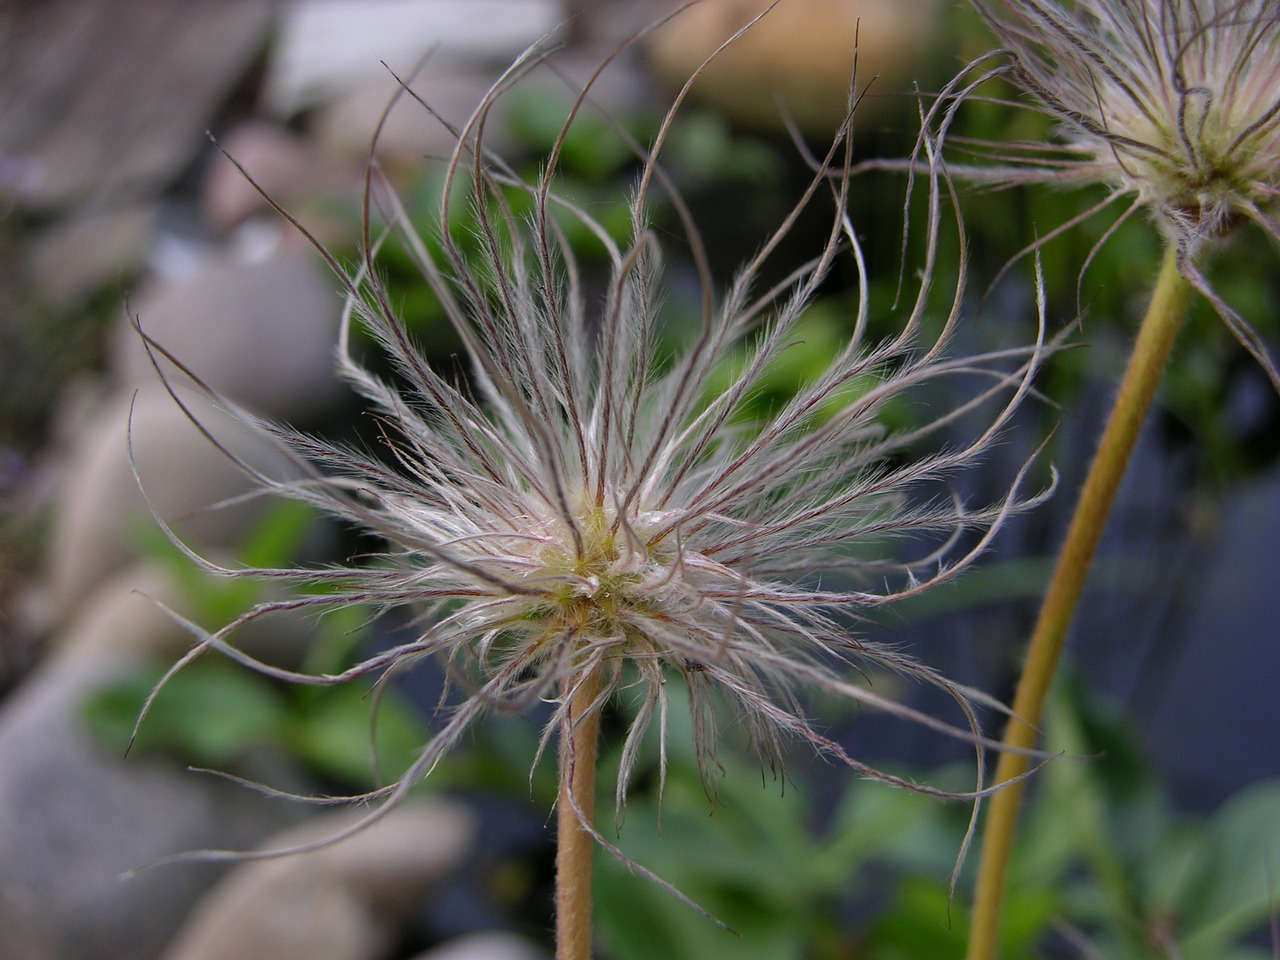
974 0 1280 251
139 27 1049 854
925 0 1280 391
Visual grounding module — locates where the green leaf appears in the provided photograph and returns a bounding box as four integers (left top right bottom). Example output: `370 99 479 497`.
822 775 960 884
236 498 318 570
1173 781 1280 955
592 744 826 959
83 660 288 766
863 879 969 960
285 681 426 788
503 87 640 182
129 500 320 626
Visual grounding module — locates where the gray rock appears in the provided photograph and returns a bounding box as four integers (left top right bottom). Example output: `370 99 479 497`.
50 560 201 664
39 387 295 631
263 0 561 116
0 570 307 960
310 70 516 174
408 932 548 960
165 873 384 960
28 204 156 308
112 248 346 423
160 802 476 960
202 122 357 234
0 0 272 213
48 555 315 678
202 123 315 232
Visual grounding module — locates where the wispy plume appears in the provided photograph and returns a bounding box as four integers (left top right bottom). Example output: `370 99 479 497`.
931 0 1280 385
134 28 1047 876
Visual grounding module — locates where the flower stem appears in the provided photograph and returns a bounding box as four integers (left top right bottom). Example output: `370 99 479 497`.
556 665 604 960
965 245 1193 960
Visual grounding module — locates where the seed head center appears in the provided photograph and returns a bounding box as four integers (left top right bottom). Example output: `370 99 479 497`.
536 503 657 631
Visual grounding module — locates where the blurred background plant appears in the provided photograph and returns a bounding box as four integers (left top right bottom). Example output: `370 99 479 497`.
2 1 1278 959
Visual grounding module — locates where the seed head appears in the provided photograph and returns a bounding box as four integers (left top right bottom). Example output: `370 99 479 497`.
974 0 1280 246
135 33 1047 866
927 0 1280 388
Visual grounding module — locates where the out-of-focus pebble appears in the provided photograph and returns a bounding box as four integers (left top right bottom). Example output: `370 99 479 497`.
160 802 476 960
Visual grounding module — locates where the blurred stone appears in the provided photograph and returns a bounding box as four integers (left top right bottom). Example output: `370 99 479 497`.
311 70 516 177
28 204 156 308
263 0 562 117
112 247 346 422
202 123 314 231
0 581 306 960
0 0 272 213
202 122 358 234
288 804 476 915
160 802 476 960
408 931 548 960
645 0 942 134
39 387 293 631
53 555 314 674
167 876 382 960
52 560 192 663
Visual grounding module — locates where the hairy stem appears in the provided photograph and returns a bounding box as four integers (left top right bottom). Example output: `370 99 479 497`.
556 665 604 960
966 245 1193 959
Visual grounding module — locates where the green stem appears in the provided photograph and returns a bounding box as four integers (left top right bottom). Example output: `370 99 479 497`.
965 245 1193 960
556 666 603 960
